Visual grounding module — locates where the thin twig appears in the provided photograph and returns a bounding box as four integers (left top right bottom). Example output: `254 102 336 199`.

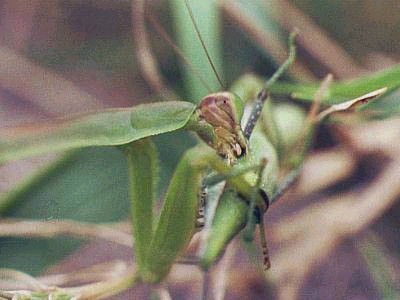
270 168 301 204
38 260 128 288
0 47 102 116
132 0 174 98
307 73 333 122
63 268 137 300
0 268 48 291
0 219 132 247
155 286 173 300
212 240 238 300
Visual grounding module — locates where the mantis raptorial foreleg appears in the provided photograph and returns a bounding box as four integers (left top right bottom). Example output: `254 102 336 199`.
139 144 267 283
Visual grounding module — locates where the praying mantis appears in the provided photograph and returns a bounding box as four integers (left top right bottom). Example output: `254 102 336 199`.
123 1 387 284
0 0 391 297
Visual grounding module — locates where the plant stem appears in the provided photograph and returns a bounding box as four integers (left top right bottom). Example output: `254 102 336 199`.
69 269 139 300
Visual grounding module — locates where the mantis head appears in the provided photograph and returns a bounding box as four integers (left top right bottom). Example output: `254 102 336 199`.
198 92 248 163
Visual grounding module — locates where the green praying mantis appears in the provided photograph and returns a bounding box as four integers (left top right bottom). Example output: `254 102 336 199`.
0 0 390 293
123 16 387 284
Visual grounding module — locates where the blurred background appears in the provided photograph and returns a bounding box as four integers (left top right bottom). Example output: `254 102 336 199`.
0 0 399 299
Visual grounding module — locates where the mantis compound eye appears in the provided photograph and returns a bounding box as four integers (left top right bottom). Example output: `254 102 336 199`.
199 92 247 163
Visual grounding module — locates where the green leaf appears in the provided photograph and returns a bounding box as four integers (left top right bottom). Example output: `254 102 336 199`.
0 101 196 164
0 147 131 275
269 65 400 113
125 138 159 276
170 0 223 101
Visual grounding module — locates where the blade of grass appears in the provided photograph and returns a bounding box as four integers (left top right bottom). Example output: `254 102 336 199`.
269 65 400 104
170 0 223 101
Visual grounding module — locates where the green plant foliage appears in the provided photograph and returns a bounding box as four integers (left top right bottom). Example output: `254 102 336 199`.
270 65 400 114
0 147 130 275
170 0 223 101
0 101 195 164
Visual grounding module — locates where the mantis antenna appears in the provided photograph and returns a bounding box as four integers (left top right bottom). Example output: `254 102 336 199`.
147 14 213 93
184 0 225 90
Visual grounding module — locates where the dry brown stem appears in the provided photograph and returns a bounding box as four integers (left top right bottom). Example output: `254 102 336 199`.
132 0 174 98
268 158 400 299
0 219 132 247
271 0 366 78
1 263 136 300
211 239 238 300
294 148 356 196
337 117 400 156
0 47 103 116
218 0 315 81
0 261 127 290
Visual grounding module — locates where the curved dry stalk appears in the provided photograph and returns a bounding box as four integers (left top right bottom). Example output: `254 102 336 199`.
218 0 316 81
39 260 128 288
211 239 238 300
155 286 173 300
67 268 138 300
0 219 132 247
0 268 48 291
2 267 138 300
316 87 387 122
294 148 356 196
0 47 103 116
268 159 400 299
337 116 400 157
132 0 176 99
271 0 366 79
0 261 128 290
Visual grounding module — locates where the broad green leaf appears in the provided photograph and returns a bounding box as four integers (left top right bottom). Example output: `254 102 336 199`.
170 0 223 101
0 101 195 164
0 147 131 275
125 138 159 276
